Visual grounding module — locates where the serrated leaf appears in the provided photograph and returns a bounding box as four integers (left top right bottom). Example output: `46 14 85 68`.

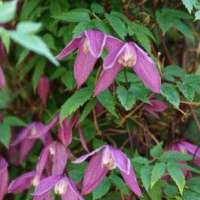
60 87 93 121
93 178 111 199
140 165 151 191
0 123 11 148
161 83 180 108
105 14 126 39
0 0 17 23
150 143 163 159
79 99 97 123
167 162 185 195
97 90 118 117
151 162 166 188
116 86 136 111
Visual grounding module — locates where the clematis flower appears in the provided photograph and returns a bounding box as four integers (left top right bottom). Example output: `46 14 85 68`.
0 156 8 200
37 75 50 105
56 29 107 87
95 36 161 95
0 66 6 89
33 175 84 200
143 99 167 118
73 145 142 196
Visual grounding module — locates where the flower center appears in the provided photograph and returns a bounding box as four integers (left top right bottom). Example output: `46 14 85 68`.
32 175 39 187
83 39 90 54
30 127 36 136
54 179 68 195
49 146 56 155
102 150 116 170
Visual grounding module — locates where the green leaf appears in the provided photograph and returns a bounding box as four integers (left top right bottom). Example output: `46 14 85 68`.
116 86 136 111
161 83 180 108
93 178 111 199
73 21 90 37
186 177 200 194
195 10 200 20
0 123 11 148
163 65 186 81
9 31 58 65
140 165 151 191
17 22 42 34
60 87 93 121
105 14 126 39
0 0 17 23
183 190 200 200
182 0 195 13
150 143 163 159
97 90 118 117
161 151 192 162
177 82 195 101
148 183 162 200
151 162 166 188
167 162 185 195
0 90 10 109
91 3 104 14
0 28 10 52
4 116 26 126
79 99 97 123
55 10 90 22
109 174 129 194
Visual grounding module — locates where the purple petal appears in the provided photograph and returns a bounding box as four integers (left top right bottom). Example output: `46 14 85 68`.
56 37 82 60
0 66 6 89
120 166 142 197
111 147 131 174
72 145 105 164
105 36 124 52
94 63 122 96
74 43 97 87
33 175 61 196
37 75 50 105
85 29 106 58
0 156 8 200
33 192 53 200
82 152 108 195
8 171 35 193
133 43 161 93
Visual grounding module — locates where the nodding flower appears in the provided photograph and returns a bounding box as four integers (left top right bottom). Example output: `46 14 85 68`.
73 145 142 197
0 156 8 200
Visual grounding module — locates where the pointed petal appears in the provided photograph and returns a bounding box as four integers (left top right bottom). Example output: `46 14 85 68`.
0 156 8 200
0 66 6 89
111 147 131 174
85 29 106 58
56 37 82 60
74 44 97 87
33 175 61 196
82 152 108 195
33 192 53 200
72 145 105 164
19 139 35 162
148 100 168 112
52 142 68 175
105 36 124 52
8 171 35 193
94 63 122 96
133 43 161 93
120 167 142 197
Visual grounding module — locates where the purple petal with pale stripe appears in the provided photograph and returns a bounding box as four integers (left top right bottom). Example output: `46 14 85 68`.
56 37 82 60
133 43 161 93
8 171 35 193
74 43 97 87
94 63 122 96
85 29 106 58
33 175 61 196
120 167 142 197
105 36 124 52
82 152 108 195
0 156 8 200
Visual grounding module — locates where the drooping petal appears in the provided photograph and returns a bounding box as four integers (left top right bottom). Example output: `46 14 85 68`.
105 36 124 52
56 37 82 60
85 29 107 58
133 43 161 93
74 42 97 87
82 152 108 195
33 192 54 200
72 145 105 164
120 166 142 197
94 63 122 96
37 75 50 105
111 147 131 174
8 171 35 193
33 175 61 196
0 156 8 200
0 66 6 89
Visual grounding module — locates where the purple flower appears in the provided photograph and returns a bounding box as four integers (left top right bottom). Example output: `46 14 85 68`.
56 29 107 87
143 99 167 118
37 75 50 105
95 36 161 95
0 66 6 89
33 175 84 200
0 156 8 200
73 145 142 196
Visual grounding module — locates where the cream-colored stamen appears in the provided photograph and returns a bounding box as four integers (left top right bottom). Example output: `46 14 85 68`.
49 146 55 155
54 179 68 195
32 176 39 187
83 39 90 54
102 149 116 170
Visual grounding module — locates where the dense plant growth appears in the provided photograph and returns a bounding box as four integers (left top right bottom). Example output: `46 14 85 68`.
0 0 200 200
